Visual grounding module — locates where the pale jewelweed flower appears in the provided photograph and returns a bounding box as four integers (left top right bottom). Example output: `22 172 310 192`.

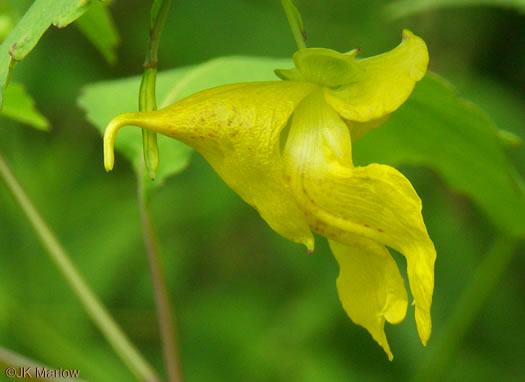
104 30 436 360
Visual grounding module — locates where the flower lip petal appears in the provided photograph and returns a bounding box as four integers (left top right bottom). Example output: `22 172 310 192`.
283 87 434 345
295 160 436 345
330 238 408 361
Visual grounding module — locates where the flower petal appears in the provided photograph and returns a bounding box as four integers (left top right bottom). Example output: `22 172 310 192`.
324 29 429 122
330 237 408 361
307 164 435 344
293 48 366 88
283 93 435 344
282 89 354 177
104 81 317 249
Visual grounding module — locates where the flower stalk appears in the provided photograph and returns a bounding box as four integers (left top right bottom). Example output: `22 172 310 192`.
281 0 307 50
138 164 184 382
140 0 173 179
138 1 184 381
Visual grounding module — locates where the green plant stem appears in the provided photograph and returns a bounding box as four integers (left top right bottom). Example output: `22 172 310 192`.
281 0 306 50
138 1 183 381
137 166 183 382
140 0 173 179
412 236 520 382
0 153 159 382
140 69 160 180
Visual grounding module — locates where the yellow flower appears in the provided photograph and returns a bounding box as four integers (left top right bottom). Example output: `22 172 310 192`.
104 30 435 360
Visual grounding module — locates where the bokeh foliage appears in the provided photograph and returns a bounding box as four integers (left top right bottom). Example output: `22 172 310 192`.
0 0 524 381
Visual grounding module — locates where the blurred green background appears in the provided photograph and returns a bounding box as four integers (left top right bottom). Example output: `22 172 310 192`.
0 0 524 381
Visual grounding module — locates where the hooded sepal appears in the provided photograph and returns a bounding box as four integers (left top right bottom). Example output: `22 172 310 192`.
104 81 318 250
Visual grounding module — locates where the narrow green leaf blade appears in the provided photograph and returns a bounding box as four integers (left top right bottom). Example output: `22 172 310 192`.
75 0 119 64
354 73 525 237
0 81 49 130
0 0 92 108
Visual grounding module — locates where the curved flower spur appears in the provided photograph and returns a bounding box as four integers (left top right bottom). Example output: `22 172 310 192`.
104 29 435 360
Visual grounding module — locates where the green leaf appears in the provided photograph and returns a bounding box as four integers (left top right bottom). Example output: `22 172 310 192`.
354 73 525 238
0 0 92 108
385 0 525 19
0 81 49 130
446 72 525 169
78 57 291 188
497 129 522 148
75 0 119 64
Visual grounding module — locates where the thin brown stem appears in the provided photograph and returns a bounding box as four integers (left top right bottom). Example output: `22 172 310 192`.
137 165 183 382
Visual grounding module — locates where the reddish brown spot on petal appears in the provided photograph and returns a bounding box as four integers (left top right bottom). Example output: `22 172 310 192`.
377 228 384 233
